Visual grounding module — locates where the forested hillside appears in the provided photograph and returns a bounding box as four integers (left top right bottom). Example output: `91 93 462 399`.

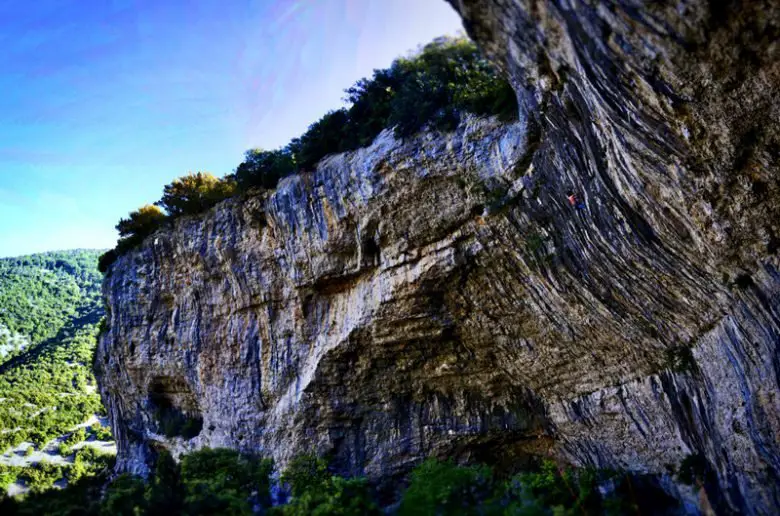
0 251 102 358
0 251 113 498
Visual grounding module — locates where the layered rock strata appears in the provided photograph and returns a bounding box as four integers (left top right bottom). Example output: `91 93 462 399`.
97 1 779 513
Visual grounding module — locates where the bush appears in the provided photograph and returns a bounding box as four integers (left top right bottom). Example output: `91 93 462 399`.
399 458 493 516
0 465 18 491
274 455 379 516
235 148 296 190
104 36 518 263
155 172 236 217
273 475 379 516
0 450 674 515
280 454 331 497
101 474 147 516
181 448 274 515
146 450 184 514
63 427 87 447
90 422 112 441
115 204 167 241
97 250 118 274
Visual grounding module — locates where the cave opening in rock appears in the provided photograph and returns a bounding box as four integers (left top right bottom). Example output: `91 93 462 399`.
148 377 203 439
362 235 381 267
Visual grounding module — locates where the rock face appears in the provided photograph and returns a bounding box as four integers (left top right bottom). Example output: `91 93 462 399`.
97 1 779 513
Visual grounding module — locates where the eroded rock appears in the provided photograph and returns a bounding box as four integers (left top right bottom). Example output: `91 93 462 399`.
97 1 779 513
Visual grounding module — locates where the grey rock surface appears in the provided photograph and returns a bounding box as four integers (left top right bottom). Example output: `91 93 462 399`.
97 1 779 513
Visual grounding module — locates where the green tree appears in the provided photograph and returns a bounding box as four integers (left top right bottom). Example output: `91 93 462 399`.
287 109 350 170
115 204 167 241
274 455 379 516
180 448 273 515
398 459 494 516
102 474 147 516
155 172 237 217
235 149 296 190
146 451 184 515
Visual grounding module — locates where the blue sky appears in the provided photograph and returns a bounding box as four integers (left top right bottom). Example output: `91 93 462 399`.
0 0 463 258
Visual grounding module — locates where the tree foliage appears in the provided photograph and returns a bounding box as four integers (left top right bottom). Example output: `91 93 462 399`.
235 148 296 190
115 205 167 240
0 251 112 502
233 37 518 193
0 452 680 515
155 172 236 217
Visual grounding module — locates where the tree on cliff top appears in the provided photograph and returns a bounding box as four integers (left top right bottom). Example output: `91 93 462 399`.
155 172 237 217
115 204 167 241
234 36 518 191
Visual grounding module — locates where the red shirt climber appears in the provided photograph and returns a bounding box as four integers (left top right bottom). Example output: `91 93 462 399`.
566 191 585 210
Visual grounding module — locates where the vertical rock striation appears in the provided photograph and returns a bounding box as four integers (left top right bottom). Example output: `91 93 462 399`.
97 1 779 513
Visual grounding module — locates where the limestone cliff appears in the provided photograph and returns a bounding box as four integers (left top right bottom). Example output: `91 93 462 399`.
96 1 780 513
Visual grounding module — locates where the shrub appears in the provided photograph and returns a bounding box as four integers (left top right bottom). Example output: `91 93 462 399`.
181 448 274 514
287 109 351 170
97 250 118 274
273 475 379 516
500 459 600 514
115 204 167 240
399 458 493 516
280 454 331 497
155 172 236 217
90 422 112 441
274 455 379 516
63 427 87 447
0 465 18 490
101 474 147 516
235 149 296 190
146 450 184 514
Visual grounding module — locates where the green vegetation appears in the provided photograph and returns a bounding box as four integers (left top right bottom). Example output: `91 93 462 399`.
0 251 102 357
0 250 113 500
272 455 379 516
99 36 518 273
89 422 112 441
156 172 237 217
0 447 113 500
0 251 106 452
0 321 105 451
1 450 680 515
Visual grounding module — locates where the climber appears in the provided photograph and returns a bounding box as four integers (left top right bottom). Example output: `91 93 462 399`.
566 190 586 210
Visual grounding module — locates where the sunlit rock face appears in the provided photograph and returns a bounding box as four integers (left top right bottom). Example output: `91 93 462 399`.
97 1 779 513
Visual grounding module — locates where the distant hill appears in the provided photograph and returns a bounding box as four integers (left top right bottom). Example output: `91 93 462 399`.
0 250 103 359
0 250 113 496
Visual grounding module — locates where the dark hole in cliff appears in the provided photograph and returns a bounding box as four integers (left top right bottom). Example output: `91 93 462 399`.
148 377 203 440
768 233 780 255
734 273 755 290
362 236 381 267
129 342 135 355
751 179 768 197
